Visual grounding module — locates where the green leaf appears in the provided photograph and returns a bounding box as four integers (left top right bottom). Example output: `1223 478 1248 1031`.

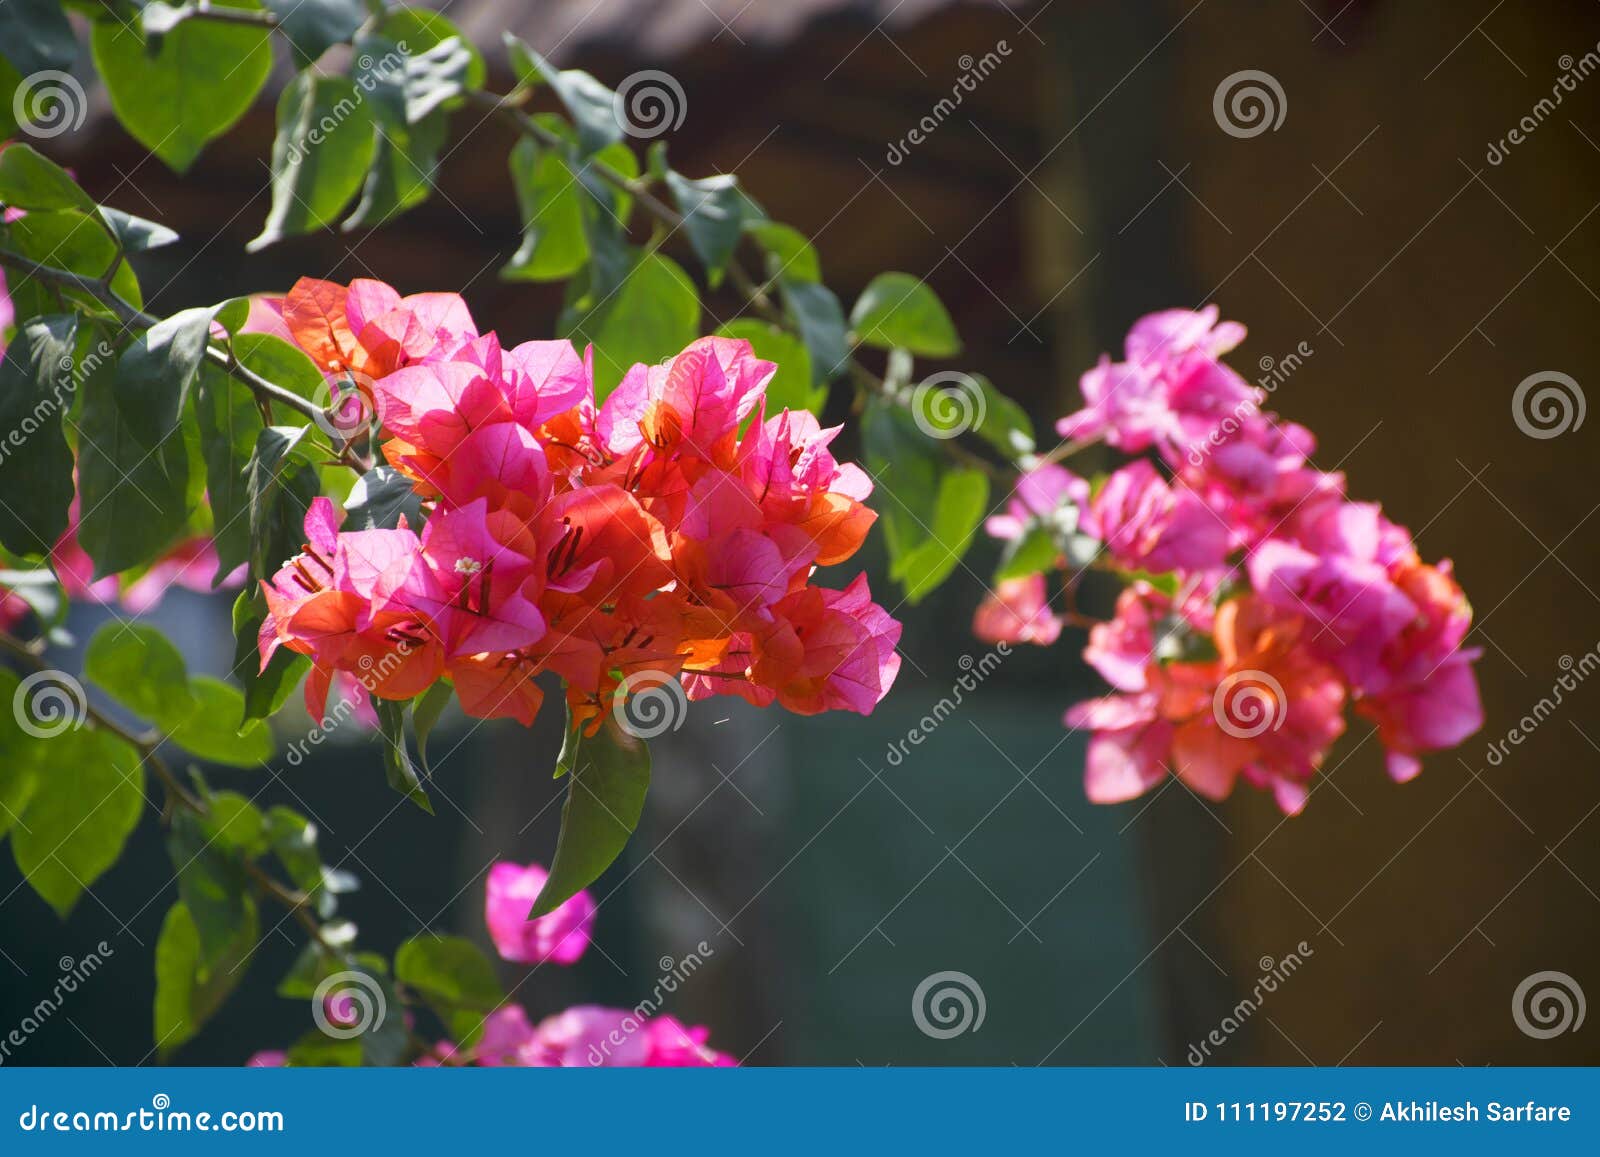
114 305 222 449
167 677 274 767
3 209 139 312
249 72 377 252
504 35 621 156
530 713 651 918
285 1031 363 1067
374 697 432 814
663 167 747 285
153 899 256 1058
276 921 356 997
195 363 262 583
272 0 366 68
244 425 317 584
264 805 323 899
967 374 1035 458
0 669 44 840
343 465 422 531
232 333 325 408
715 320 824 416
341 28 467 231
372 6 486 90
781 279 849 385
862 398 991 603
75 344 194 578
345 108 447 231
0 314 77 556
501 134 587 282
995 524 1059 583
747 220 821 283
358 963 408 1066
205 791 270 857
563 252 700 400
412 680 452 774
850 272 961 357
0 144 95 212
0 0 77 77
12 729 145 918
97 207 181 253
572 142 641 298
85 622 194 723
395 935 502 1012
233 590 309 724
167 808 253 973
90 1 273 173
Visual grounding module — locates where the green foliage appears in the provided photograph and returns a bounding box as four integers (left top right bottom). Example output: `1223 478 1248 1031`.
502 133 587 282
375 696 433 814
0 144 95 212
564 252 701 399
85 622 273 766
76 334 196 577
251 72 377 251
0 314 78 556
0 0 76 77
90 1 273 173
395 934 503 1042
11 729 145 918
850 272 961 357
532 711 651 918
661 161 748 285
153 899 256 1058
343 465 423 531
862 398 991 603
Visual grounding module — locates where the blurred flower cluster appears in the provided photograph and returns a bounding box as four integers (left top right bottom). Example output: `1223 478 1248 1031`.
975 307 1483 813
248 860 732 1068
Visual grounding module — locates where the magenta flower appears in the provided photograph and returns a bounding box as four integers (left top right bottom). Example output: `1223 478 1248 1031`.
483 861 596 966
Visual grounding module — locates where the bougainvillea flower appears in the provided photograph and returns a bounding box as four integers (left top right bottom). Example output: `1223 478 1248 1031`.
985 464 1089 543
1085 459 1229 574
1037 306 1481 810
484 861 596 965
973 574 1063 647
260 283 900 742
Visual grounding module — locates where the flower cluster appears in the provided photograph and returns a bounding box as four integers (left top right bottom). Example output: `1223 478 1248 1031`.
974 307 1483 814
247 860 731 1068
257 278 901 731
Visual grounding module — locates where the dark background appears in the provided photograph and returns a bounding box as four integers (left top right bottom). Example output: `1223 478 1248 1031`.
2 0 1597 1066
